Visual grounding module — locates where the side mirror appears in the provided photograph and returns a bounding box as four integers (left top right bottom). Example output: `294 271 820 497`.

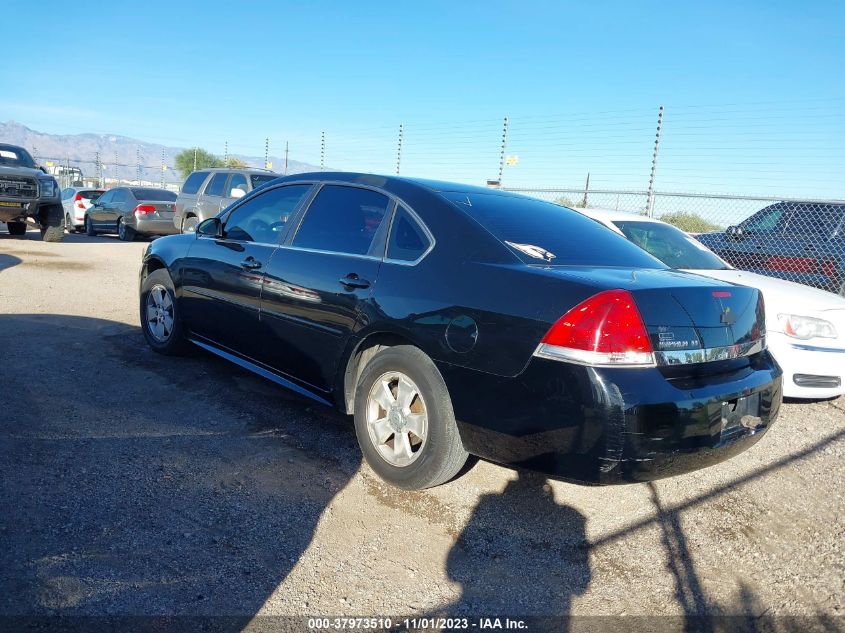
229 188 246 199
726 225 744 239
196 217 223 238
39 166 48 174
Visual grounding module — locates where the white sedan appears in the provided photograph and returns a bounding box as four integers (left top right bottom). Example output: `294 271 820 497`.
576 207 845 400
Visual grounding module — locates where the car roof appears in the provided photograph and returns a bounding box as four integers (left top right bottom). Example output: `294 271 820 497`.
194 167 279 175
271 171 525 197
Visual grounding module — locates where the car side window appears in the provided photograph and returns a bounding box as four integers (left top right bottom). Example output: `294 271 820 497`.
182 171 209 195
387 205 431 262
205 173 228 197
97 191 112 205
112 190 128 205
783 205 841 238
292 185 391 256
228 173 248 197
223 184 312 243
742 205 790 233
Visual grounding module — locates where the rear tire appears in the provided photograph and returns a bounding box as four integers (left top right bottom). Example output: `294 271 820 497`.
7 221 26 237
182 216 199 233
85 216 97 236
118 218 136 242
353 345 468 489
140 269 189 355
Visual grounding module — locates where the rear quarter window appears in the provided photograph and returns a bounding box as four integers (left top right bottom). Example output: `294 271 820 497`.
181 171 209 195
440 192 667 268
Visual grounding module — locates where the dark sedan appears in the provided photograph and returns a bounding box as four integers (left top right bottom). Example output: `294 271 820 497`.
139 173 782 489
86 187 178 240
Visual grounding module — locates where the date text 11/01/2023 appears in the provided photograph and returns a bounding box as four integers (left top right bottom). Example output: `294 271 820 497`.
307 617 528 630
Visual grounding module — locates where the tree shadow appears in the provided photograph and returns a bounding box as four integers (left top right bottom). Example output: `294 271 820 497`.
0 313 361 626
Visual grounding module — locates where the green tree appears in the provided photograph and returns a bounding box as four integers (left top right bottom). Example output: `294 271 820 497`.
175 148 223 179
224 156 248 168
659 211 722 233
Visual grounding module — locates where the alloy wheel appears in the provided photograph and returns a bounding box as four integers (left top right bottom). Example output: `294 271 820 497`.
145 284 175 342
366 371 429 467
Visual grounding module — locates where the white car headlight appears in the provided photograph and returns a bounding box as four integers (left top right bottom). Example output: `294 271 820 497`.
778 314 837 340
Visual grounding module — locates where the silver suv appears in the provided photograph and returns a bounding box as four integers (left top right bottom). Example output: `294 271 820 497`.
173 168 279 233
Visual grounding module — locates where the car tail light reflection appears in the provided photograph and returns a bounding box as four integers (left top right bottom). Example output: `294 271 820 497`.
534 289 654 366
134 204 156 216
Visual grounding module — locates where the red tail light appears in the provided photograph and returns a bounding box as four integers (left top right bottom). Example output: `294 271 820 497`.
74 193 85 209
535 289 654 366
134 204 156 215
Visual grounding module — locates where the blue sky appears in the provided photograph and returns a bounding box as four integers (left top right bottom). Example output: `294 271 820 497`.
2 0 844 196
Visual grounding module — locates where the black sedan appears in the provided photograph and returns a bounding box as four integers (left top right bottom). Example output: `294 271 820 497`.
139 173 782 489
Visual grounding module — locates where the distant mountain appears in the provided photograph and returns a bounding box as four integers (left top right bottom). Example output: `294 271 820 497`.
0 120 320 184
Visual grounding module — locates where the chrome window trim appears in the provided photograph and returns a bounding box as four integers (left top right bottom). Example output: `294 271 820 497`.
276 244 383 262
195 235 281 249
283 179 436 267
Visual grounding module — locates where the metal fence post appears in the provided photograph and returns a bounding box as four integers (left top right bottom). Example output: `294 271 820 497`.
193 147 197 172
646 105 664 217
498 116 509 186
224 141 229 167
320 132 325 171
581 173 590 207
160 149 165 188
136 148 141 185
264 138 270 170
396 124 404 175
284 141 289 175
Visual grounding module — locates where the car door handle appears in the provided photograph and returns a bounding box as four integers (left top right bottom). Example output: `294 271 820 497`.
339 273 370 290
240 257 262 270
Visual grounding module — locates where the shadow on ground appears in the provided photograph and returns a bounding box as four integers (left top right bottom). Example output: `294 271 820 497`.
0 313 360 624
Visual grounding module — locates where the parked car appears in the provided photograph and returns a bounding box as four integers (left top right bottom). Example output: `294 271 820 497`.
61 187 104 233
140 173 781 489
85 187 178 240
173 168 279 233
0 143 64 242
695 201 845 296
575 207 845 400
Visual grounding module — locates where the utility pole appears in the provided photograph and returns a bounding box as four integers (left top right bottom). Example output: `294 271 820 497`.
264 138 270 169
136 148 141 185
581 172 591 208
320 132 325 171
160 148 165 188
646 105 664 217
497 116 509 187
284 141 289 175
396 124 404 175
95 151 101 187
193 147 198 172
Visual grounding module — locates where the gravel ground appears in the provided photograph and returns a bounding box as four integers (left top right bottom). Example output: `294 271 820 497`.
0 228 843 628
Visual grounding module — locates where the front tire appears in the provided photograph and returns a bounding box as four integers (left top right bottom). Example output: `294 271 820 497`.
353 345 468 489
140 269 188 355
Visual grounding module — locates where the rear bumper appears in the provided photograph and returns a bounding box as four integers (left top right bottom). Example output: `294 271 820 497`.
134 217 179 236
440 352 782 485
769 331 845 399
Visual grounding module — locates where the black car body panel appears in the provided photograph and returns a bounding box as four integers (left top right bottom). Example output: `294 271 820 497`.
141 172 782 484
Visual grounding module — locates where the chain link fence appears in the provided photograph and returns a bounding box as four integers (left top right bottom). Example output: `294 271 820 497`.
505 187 845 296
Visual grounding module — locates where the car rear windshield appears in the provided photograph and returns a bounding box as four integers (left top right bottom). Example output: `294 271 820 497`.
613 220 730 270
251 174 277 188
0 146 37 168
440 192 666 268
131 188 177 201
80 190 104 200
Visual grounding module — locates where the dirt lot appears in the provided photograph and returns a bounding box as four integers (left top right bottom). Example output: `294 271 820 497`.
1 228 843 628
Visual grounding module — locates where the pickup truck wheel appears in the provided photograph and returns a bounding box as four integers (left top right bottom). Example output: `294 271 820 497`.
7 221 27 236
182 216 199 233
85 216 97 236
118 218 136 242
353 345 468 489
140 269 188 355
41 224 64 242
